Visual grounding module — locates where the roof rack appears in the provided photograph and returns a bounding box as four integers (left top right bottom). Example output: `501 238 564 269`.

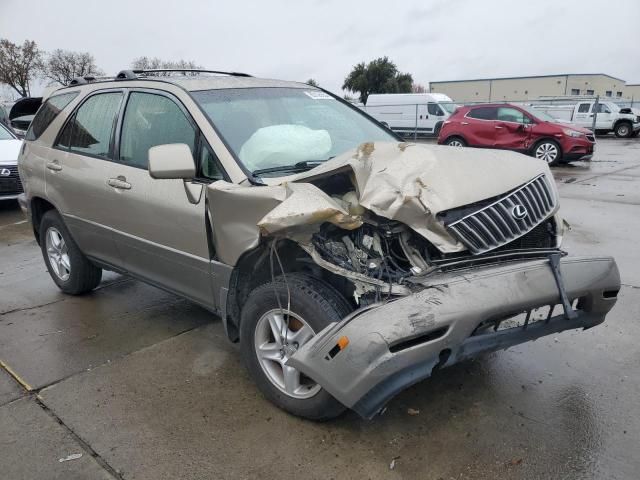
115 68 252 80
69 75 115 85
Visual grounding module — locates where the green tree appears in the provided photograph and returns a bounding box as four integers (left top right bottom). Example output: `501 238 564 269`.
342 57 413 104
305 78 319 87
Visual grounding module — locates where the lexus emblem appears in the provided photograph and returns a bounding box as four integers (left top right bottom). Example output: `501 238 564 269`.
512 204 528 220
0 168 10 177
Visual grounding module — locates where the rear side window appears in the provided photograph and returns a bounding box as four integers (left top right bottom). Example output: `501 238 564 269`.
25 92 78 141
467 107 496 120
119 92 196 169
55 92 123 158
578 103 590 113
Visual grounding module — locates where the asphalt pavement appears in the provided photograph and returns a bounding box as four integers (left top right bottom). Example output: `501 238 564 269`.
1 137 638 479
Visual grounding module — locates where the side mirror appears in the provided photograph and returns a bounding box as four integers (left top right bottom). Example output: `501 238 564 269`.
148 143 196 179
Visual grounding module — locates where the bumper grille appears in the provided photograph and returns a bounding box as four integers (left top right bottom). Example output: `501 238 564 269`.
586 133 595 142
445 174 557 255
0 165 23 196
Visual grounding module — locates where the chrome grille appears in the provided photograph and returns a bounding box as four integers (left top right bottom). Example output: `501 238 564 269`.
447 174 556 255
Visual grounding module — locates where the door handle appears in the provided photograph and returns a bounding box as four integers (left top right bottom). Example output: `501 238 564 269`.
107 176 132 190
461 121 469 125
495 125 504 129
46 160 62 172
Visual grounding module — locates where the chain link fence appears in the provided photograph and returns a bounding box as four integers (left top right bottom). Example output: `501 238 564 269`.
359 95 639 140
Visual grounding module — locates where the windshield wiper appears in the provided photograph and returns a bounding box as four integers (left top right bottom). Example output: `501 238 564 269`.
251 158 333 176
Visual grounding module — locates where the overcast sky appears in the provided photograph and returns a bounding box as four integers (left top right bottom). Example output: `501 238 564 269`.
1 0 639 97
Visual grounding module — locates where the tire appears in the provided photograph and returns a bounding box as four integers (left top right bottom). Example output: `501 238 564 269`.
445 136 466 147
532 139 562 165
614 122 633 138
240 273 352 420
39 210 102 294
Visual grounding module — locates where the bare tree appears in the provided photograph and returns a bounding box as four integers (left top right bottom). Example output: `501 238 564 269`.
43 49 104 86
411 83 428 93
0 39 43 97
306 78 319 87
131 57 203 75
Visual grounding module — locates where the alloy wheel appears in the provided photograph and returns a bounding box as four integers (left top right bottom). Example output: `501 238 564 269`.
535 143 558 163
447 139 464 147
45 227 71 281
254 309 320 399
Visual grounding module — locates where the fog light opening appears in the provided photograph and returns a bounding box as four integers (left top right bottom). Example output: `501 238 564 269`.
603 289 619 299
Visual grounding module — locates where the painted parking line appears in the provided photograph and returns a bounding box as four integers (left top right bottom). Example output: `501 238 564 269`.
0 359 33 392
0 220 27 228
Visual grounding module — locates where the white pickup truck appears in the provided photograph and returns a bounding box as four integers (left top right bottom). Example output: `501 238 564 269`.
528 100 640 138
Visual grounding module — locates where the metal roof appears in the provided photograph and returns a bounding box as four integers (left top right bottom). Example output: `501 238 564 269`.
430 73 627 84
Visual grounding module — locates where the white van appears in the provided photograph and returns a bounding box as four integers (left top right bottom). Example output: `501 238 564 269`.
363 93 457 136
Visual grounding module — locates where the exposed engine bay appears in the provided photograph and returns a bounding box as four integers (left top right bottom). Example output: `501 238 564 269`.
308 213 560 302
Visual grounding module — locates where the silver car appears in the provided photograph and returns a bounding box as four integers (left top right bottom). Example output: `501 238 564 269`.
18 70 620 420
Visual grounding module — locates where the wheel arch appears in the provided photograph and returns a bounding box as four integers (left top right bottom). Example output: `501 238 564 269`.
530 137 563 156
443 134 467 145
223 239 355 342
613 119 633 135
30 196 58 245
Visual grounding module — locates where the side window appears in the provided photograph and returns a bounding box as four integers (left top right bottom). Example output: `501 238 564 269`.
26 92 79 141
578 103 591 113
427 103 444 116
497 107 526 123
55 92 122 158
200 136 225 181
593 104 611 114
119 92 196 169
467 107 496 120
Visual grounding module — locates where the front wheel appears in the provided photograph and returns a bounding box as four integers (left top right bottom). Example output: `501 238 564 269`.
40 210 102 294
445 136 466 147
533 140 561 165
240 273 352 420
614 122 632 138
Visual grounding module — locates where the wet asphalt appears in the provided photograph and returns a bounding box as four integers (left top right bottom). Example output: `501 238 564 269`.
0 137 639 479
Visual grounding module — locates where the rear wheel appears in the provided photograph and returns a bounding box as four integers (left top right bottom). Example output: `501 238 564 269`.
40 210 102 294
445 136 466 147
533 140 561 165
240 273 351 420
614 122 632 138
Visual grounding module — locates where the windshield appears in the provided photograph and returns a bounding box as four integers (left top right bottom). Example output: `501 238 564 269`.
521 105 556 122
0 123 15 140
440 102 457 114
192 87 396 176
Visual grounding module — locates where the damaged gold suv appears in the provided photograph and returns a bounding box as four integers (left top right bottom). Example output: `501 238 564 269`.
18 69 620 420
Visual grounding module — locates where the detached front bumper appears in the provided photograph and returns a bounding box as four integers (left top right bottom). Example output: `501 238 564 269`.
287 256 620 419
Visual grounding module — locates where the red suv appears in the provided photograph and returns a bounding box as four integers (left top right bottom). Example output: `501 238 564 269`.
437 103 595 165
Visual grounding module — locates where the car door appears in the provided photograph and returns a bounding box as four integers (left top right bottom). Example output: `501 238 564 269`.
493 106 532 151
573 102 592 128
464 106 498 147
106 89 217 308
593 103 613 130
426 103 445 134
46 90 124 266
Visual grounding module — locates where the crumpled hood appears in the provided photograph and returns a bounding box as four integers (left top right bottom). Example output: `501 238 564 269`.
207 142 553 265
286 142 549 214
